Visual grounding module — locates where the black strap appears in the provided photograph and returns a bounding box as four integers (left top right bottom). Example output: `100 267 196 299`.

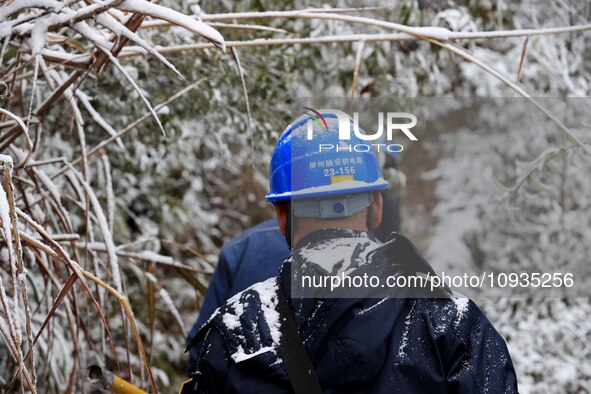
366 203 374 235
276 278 323 394
285 206 293 250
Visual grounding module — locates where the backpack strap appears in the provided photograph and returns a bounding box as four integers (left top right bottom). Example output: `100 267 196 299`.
276 278 323 394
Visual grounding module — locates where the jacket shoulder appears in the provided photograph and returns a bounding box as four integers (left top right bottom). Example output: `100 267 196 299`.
412 297 496 340
195 277 283 364
411 297 517 392
223 219 282 250
219 219 288 274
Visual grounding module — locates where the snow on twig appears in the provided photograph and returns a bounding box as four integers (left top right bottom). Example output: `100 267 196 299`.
94 12 184 80
72 21 168 136
144 273 186 336
230 47 253 155
0 165 22 348
118 0 225 49
76 90 125 150
0 0 63 22
99 151 115 233
67 166 123 292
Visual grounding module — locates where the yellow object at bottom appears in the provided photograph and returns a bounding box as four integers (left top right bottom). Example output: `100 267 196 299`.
178 378 195 394
109 375 148 394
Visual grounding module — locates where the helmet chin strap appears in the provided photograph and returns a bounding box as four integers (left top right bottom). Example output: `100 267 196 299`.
366 203 374 236
285 204 293 250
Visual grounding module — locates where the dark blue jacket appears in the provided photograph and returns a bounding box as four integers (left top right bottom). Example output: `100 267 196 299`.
185 230 518 393
186 219 290 369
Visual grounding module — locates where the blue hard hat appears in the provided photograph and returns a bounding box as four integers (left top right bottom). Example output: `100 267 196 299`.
265 109 389 202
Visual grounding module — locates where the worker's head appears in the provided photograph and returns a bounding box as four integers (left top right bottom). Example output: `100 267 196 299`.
265 110 388 247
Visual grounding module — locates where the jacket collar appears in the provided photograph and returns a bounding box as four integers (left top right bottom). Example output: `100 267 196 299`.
293 228 378 251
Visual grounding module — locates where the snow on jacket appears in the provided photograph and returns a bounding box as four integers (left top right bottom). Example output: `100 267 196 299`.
185 229 518 393
186 219 290 371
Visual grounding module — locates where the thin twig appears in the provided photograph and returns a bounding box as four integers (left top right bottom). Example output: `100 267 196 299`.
117 24 591 57
349 41 365 114
516 37 529 84
230 47 254 158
